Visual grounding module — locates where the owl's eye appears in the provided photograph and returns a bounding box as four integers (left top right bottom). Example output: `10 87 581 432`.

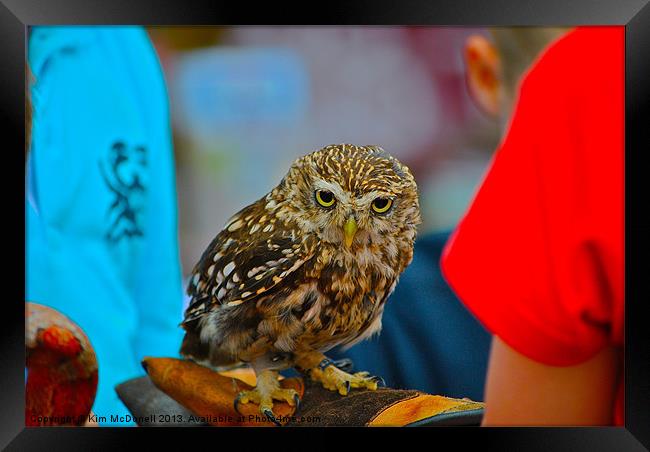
371 197 393 214
315 190 336 208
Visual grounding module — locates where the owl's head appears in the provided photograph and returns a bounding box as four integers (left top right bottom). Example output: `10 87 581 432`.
274 144 421 251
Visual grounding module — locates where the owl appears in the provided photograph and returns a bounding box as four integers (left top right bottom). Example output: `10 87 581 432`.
180 144 421 424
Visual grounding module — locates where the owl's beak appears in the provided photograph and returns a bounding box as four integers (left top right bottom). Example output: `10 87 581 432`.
343 217 358 249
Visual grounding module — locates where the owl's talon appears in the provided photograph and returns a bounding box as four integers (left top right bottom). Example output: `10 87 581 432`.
234 373 299 425
233 393 244 415
263 409 282 426
370 375 386 387
309 360 381 395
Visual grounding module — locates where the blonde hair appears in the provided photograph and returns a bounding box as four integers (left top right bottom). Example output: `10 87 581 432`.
490 27 569 116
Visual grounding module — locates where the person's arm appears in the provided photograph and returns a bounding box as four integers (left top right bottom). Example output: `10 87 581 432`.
482 336 620 426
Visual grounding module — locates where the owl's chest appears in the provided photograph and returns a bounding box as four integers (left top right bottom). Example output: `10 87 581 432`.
297 287 386 352
297 248 393 345
312 243 396 294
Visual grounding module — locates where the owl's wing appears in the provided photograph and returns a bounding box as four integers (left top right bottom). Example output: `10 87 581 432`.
182 201 316 324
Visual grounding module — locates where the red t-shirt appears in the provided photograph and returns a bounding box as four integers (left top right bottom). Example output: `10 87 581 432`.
441 27 624 425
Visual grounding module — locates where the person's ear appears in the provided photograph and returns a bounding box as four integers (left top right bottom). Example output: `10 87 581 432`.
464 34 501 118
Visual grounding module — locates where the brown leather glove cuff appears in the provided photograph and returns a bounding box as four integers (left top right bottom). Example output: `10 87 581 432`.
116 357 484 427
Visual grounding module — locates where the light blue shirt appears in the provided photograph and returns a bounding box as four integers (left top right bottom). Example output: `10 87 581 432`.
26 26 184 425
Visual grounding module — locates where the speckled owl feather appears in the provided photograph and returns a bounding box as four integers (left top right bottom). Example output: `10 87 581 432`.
180 144 421 371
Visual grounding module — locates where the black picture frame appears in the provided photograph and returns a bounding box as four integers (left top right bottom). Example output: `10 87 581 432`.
3 0 649 449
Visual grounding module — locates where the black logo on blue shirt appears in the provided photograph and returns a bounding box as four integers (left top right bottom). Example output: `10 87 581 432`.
100 141 147 243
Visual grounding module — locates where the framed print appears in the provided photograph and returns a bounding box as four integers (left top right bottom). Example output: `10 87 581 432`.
3 0 649 449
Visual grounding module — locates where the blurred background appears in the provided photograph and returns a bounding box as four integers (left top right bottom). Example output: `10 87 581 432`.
146 26 502 290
